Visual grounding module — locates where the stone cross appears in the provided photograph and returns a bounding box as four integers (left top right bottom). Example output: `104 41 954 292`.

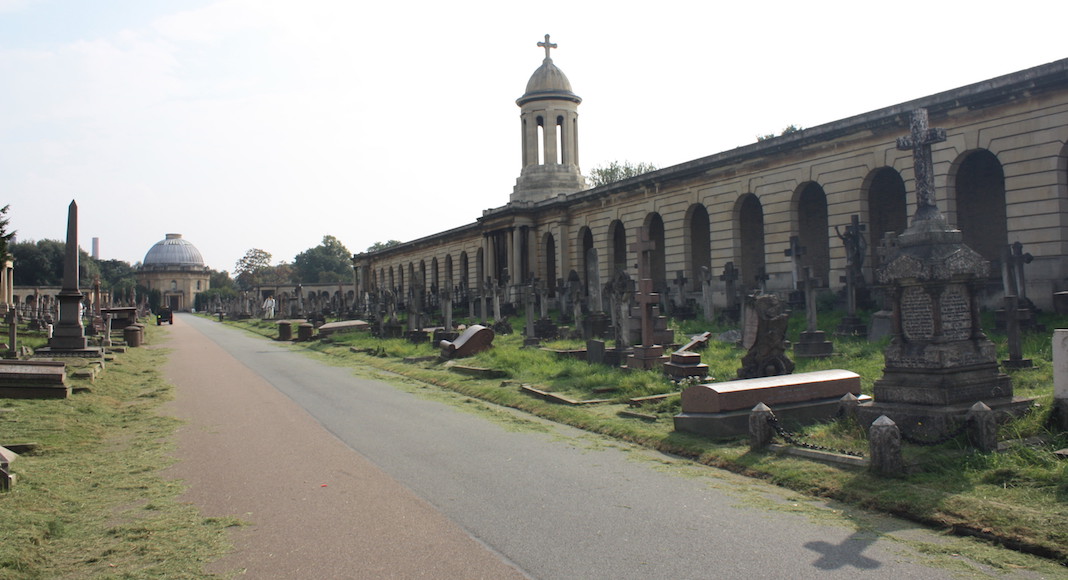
802 266 820 333
896 108 947 222
538 34 557 60
586 248 603 313
1002 295 1032 369
720 262 739 309
630 226 660 347
525 278 537 339
836 215 867 317
672 270 688 308
1002 241 1033 302
537 279 549 319
754 265 770 293
700 266 714 322
784 235 806 290
441 282 453 330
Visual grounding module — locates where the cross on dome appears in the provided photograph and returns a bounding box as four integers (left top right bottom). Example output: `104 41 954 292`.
538 34 557 60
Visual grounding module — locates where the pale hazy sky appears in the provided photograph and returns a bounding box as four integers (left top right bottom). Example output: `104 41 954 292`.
2 0 1065 274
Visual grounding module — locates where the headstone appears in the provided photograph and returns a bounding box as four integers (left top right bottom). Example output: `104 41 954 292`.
1001 295 1032 368
524 280 539 346
663 332 712 381
862 108 1031 438
586 249 603 313
439 324 495 359
719 262 740 323
700 266 714 323
836 215 868 336
737 293 794 379
1053 330 1068 430
586 339 606 365
626 227 668 370
793 266 834 358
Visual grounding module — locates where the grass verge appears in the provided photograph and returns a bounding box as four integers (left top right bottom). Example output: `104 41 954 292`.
0 323 237 579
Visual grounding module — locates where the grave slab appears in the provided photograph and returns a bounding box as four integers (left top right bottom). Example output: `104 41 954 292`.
680 370 861 414
317 319 369 337
0 360 70 399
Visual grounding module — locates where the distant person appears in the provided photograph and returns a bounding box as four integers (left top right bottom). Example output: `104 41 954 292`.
262 296 276 319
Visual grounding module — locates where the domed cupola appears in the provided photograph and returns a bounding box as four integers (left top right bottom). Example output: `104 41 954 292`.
512 35 587 204
142 234 205 269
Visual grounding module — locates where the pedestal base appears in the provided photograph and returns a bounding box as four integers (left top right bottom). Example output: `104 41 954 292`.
794 331 834 358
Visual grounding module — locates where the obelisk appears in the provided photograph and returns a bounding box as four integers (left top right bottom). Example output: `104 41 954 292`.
39 201 97 355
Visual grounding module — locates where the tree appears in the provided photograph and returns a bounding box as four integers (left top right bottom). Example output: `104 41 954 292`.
234 248 273 289
209 269 235 291
97 259 138 297
587 161 658 188
366 240 402 253
294 235 352 283
11 240 64 286
0 205 15 264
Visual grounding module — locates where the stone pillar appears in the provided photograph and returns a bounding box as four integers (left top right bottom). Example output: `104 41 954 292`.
967 402 997 453
1053 330 1068 430
869 416 903 477
748 403 775 450
543 115 558 165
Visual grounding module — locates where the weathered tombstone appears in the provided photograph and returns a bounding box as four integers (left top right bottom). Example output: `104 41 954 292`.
1001 295 1032 368
439 324 495 359
663 332 712 382
1052 329 1068 430
753 265 769 294
836 215 868 336
793 266 834 358
586 339 606 366
567 270 583 332
862 108 1030 439
626 227 668 370
719 262 740 323
737 293 794 379
700 266 714 322
35 201 99 357
997 242 1041 331
867 232 899 342
523 279 539 346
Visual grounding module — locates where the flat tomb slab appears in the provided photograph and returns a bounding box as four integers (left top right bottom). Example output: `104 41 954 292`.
317 320 369 336
681 370 861 413
0 360 67 384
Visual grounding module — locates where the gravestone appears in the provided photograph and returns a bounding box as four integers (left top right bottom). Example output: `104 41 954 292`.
663 332 712 382
719 262 740 323
793 266 834 358
439 324 495 359
675 370 866 437
835 214 868 336
0 360 70 398
625 227 669 370
1053 330 1068 430
35 201 100 357
737 293 794 379
700 266 715 322
996 242 1041 331
862 108 1030 438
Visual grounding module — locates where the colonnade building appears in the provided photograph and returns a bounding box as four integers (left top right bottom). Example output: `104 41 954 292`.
353 40 1068 313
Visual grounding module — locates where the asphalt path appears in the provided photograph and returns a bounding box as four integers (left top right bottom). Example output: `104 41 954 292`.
164 314 992 579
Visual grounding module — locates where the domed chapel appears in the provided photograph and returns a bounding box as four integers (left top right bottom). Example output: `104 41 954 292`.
137 233 210 311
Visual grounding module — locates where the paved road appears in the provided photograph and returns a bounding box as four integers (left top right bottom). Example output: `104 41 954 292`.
164 314 993 579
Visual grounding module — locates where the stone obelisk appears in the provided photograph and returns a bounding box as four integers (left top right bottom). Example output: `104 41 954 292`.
38 201 98 356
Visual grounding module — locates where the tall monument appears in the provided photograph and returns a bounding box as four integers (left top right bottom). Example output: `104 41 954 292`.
863 109 1028 437
37 201 99 356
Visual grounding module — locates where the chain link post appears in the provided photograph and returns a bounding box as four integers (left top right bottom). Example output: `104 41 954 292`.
869 415 903 476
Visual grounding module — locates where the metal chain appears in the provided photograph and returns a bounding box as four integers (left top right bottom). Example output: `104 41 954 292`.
766 415 865 458
898 417 973 446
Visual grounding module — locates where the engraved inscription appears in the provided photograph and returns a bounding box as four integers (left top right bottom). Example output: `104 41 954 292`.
901 286 933 340
940 284 971 341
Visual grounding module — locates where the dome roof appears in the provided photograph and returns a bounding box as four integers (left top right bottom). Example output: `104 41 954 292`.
143 233 205 267
518 59 582 106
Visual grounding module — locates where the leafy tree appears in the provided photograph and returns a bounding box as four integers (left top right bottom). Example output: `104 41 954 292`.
209 269 235 291
294 235 352 283
756 124 803 142
587 161 658 188
366 240 402 253
97 259 137 296
10 239 99 288
0 205 15 264
234 248 272 289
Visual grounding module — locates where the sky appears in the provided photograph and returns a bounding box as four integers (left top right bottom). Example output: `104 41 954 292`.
2 0 1065 274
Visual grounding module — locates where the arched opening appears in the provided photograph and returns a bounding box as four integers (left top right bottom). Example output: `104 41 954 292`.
865 167 908 270
954 149 1007 268
687 204 711 291
737 194 765 291
797 182 830 286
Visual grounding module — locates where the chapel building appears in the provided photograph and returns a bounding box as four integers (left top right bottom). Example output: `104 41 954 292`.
137 233 210 311
352 38 1068 313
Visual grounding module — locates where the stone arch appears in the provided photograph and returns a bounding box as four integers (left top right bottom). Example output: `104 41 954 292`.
864 167 908 270
543 231 557 296
735 194 765 291
608 220 627 276
685 203 711 291
952 149 1007 268
642 213 667 294
578 226 595 296
795 182 830 286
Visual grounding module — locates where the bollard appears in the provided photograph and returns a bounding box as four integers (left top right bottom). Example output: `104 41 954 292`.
967 402 997 453
277 322 293 341
869 415 903 476
837 392 860 422
748 403 775 451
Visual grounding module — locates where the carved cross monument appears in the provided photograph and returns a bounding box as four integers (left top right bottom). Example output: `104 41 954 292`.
896 107 947 224
626 226 667 370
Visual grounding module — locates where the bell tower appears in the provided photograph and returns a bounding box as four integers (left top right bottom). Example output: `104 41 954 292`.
511 35 587 204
